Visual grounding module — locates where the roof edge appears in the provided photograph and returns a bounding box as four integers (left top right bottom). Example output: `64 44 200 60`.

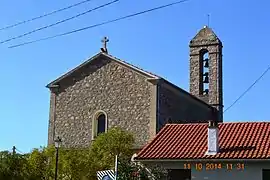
46 52 104 88
46 52 160 89
160 78 216 111
102 53 160 80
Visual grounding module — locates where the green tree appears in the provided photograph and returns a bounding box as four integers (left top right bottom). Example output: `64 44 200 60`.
86 127 135 179
57 148 89 180
25 146 55 180
88 127 167 180
26 146 89 180
90 127 135 167
0 127 167 180
0 151 28 180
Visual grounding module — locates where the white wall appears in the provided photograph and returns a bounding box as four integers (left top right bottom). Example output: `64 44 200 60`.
143 161 270 180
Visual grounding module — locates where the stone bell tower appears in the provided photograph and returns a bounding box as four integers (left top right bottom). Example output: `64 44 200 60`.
189 26 223 122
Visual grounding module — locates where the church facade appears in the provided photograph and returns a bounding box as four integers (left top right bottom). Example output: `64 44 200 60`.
46 26 223 149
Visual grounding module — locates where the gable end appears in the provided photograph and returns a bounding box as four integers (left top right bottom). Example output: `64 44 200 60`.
46 52 160 89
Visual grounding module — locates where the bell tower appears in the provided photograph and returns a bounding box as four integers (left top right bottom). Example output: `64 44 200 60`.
189 26 223 122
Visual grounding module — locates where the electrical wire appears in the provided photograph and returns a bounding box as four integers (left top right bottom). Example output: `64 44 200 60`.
1 0 119 44
0 0 95 31
14 147 24 154
223 65 270 113
8 0 190 48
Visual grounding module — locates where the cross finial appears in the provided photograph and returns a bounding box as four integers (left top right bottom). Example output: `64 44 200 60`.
101 36 109 53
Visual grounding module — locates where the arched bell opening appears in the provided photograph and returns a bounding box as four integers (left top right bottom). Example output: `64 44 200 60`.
200 49 209 95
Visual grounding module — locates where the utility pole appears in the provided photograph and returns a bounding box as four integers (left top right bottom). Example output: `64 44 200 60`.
12 146 16 155
11 146 16 180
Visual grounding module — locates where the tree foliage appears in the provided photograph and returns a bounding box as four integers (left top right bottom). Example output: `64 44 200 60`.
0 151 28 180
0 127 166 180
90 127 135 168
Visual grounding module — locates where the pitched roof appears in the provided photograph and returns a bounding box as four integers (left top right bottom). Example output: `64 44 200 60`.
46 52 160 88
190 26 222 46
136 122 270 160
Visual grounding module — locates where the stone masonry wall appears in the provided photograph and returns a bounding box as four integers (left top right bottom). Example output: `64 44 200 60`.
50 57 152 148
48 91 56 145
189 27 223 122
190 45 223 122
157 82 213 131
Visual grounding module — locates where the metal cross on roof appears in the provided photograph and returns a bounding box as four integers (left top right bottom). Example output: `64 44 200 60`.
101 36 109 53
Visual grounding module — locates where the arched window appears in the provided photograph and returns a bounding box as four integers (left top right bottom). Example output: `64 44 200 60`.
92 110 108 139
97 113 106 135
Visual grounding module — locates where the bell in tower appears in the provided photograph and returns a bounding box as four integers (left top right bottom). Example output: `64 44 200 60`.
204 58 209 68
203 89 209 95
189 26 223 122
203 72 209 83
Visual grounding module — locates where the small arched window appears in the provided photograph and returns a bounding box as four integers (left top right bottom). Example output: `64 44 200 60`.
97 113 106 135
92 110 108 139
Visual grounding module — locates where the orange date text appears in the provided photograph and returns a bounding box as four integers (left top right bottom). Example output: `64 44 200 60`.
183 163 245 171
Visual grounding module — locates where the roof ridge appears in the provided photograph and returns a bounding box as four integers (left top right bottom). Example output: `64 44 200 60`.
103 53 161 79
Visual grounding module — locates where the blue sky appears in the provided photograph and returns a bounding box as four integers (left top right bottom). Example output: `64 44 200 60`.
0 0 269 153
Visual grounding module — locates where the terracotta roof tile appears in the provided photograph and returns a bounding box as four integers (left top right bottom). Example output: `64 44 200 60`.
137 122 270 160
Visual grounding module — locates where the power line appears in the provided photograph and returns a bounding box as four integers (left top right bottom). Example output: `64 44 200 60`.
14 147 24 154
8 0 191 48
223 65 270 114
0 0 119 44
0 0 95 31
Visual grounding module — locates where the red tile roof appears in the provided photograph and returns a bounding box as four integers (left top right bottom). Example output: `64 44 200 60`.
137 122 270 160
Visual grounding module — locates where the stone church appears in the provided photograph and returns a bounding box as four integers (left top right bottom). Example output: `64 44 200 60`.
47 26 223 150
